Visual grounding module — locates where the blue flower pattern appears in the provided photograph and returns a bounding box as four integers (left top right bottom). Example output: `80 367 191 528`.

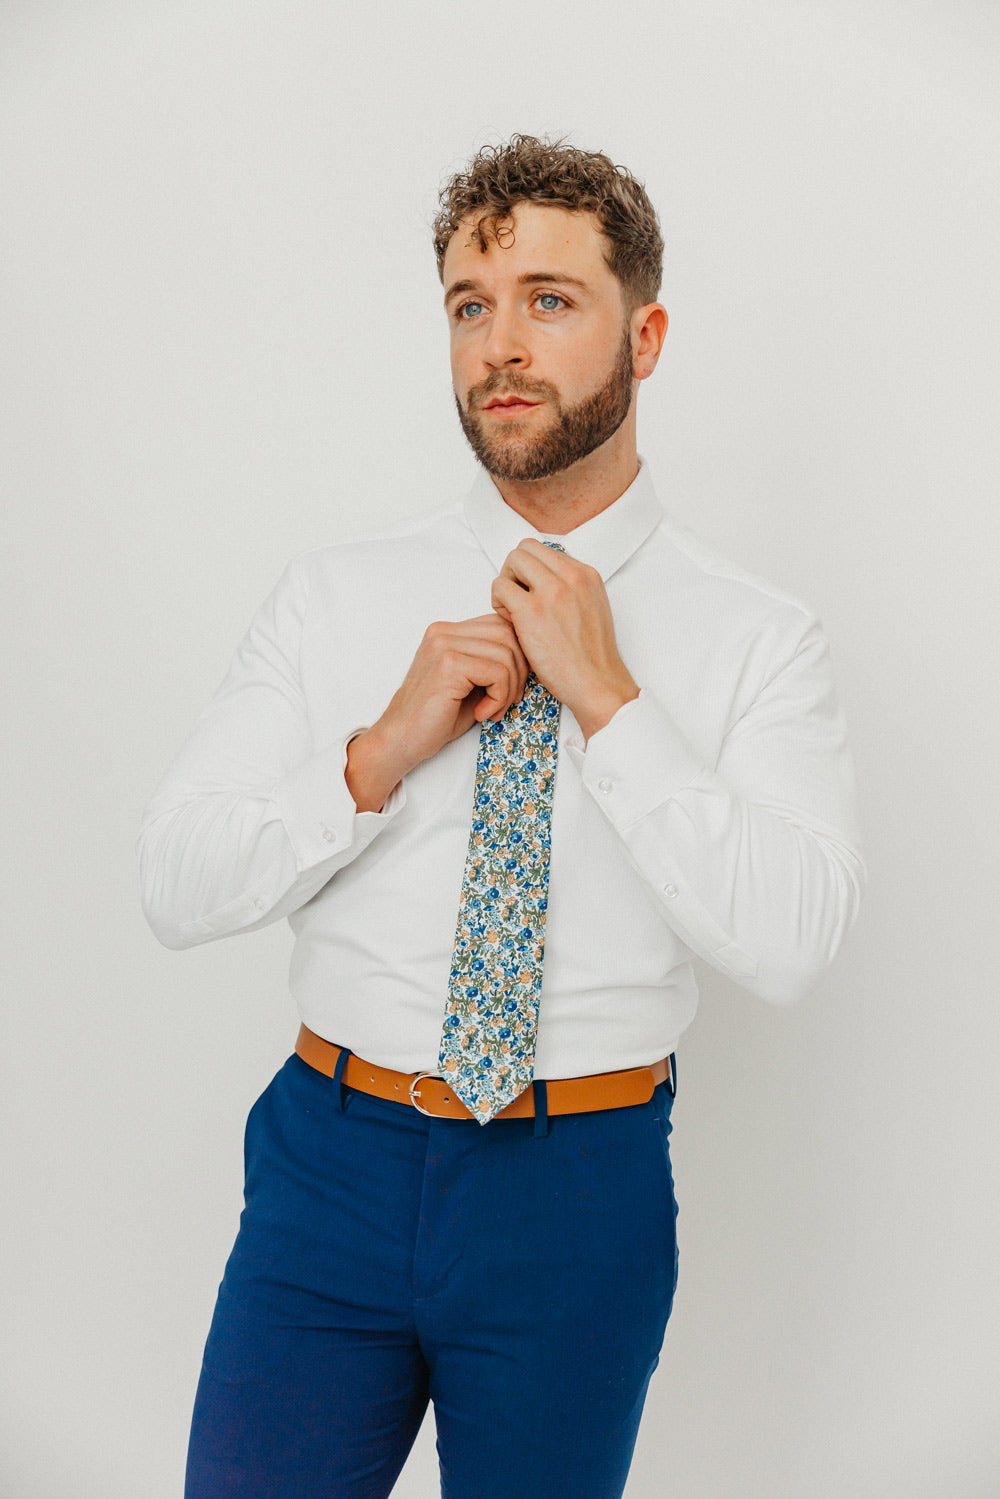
439 542 564 1124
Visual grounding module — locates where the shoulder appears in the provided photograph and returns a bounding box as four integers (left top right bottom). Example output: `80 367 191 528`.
653 511 813 617
275 493 472 599
643 510 821 659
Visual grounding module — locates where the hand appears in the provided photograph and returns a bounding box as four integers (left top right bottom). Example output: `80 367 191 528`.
490 539 639 740
346 614 530 811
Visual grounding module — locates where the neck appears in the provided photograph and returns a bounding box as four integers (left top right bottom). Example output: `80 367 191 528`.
487 417 640 535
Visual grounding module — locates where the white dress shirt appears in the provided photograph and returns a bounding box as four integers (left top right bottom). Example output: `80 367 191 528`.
138 460 865 1078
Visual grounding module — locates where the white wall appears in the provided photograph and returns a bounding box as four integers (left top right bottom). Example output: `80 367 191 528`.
3 2 998 1494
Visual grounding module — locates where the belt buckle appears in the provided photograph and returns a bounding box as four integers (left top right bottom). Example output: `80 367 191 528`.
408 1070 445 1118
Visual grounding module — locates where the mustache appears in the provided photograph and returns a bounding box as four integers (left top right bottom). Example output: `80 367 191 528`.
467 373 557 408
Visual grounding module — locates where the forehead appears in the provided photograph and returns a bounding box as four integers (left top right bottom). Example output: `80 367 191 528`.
442 202 615 288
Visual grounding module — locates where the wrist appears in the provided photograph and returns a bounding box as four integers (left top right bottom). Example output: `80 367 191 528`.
570 672 640 744
345 724 408 813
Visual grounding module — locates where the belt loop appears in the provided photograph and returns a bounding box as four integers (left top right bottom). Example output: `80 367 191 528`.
533 1079 549 1138
330 1045 352 1111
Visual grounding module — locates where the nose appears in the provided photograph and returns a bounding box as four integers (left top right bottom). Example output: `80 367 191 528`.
480 305 530 370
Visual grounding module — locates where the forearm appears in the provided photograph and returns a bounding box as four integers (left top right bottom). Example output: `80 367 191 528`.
569 677 866 1003
138 735 404 949
604 775 865 1002
344 726 407 814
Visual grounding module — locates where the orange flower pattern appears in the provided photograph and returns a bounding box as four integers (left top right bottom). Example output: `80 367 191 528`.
438 544 564 1124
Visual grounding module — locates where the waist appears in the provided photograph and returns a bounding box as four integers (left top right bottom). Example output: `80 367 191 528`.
295 1024 674 1121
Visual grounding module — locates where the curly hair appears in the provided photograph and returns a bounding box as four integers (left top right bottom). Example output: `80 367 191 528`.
432 134 663 312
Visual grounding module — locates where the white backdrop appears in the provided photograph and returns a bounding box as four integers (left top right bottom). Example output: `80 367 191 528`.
3 2 999 1495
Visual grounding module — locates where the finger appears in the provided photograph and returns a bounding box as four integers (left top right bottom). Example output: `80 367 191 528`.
496 604 531 684
459 600 528 692
474 665 520 722
434 612 521 639
492 635 531 715
429 614 524 664
499 539 568 588
491 575 535 626
460 611 524 631
428 615 529 707
444 646 522 721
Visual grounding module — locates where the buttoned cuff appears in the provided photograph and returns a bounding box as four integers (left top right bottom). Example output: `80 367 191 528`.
273 725 406 871
564 687 706 826
564 690 758 980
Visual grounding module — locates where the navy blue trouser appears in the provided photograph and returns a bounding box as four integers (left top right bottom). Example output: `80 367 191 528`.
185 1050 679 1499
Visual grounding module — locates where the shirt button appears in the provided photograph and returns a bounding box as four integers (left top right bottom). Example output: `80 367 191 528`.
253 897 266 912
597 778 613 793
321 826 337 843
663 884 679 899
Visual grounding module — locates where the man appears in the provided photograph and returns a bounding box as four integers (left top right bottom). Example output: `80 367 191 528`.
139 135 865 1499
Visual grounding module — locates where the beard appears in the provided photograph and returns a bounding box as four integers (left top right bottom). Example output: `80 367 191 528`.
454 323 635 482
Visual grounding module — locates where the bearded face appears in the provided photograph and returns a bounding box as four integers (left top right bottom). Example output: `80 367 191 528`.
454 321 635 482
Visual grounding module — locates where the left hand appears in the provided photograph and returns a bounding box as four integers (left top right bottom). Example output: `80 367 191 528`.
491 538 640 741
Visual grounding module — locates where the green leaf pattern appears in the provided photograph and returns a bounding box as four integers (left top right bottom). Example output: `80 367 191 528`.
438 544 564 1124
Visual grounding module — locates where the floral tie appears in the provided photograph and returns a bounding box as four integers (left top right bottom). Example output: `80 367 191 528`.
438 543 564 1124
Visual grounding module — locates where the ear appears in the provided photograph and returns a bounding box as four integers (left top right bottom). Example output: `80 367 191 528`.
632 304 668 381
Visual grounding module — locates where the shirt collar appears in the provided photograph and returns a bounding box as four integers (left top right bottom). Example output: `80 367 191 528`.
462 456 664 583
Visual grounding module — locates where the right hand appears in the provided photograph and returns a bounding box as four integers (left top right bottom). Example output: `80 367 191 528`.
345 614 530 811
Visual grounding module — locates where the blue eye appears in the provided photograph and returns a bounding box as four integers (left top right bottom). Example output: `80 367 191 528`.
459 301 484 318
538 293 563 311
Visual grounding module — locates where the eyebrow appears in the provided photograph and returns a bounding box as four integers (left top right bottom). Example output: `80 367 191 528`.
443 271 590 306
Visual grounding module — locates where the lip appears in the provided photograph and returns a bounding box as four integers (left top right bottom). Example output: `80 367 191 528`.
482 398 541 415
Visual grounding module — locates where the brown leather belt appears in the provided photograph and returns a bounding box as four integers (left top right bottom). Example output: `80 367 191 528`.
295 1024 672 1122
